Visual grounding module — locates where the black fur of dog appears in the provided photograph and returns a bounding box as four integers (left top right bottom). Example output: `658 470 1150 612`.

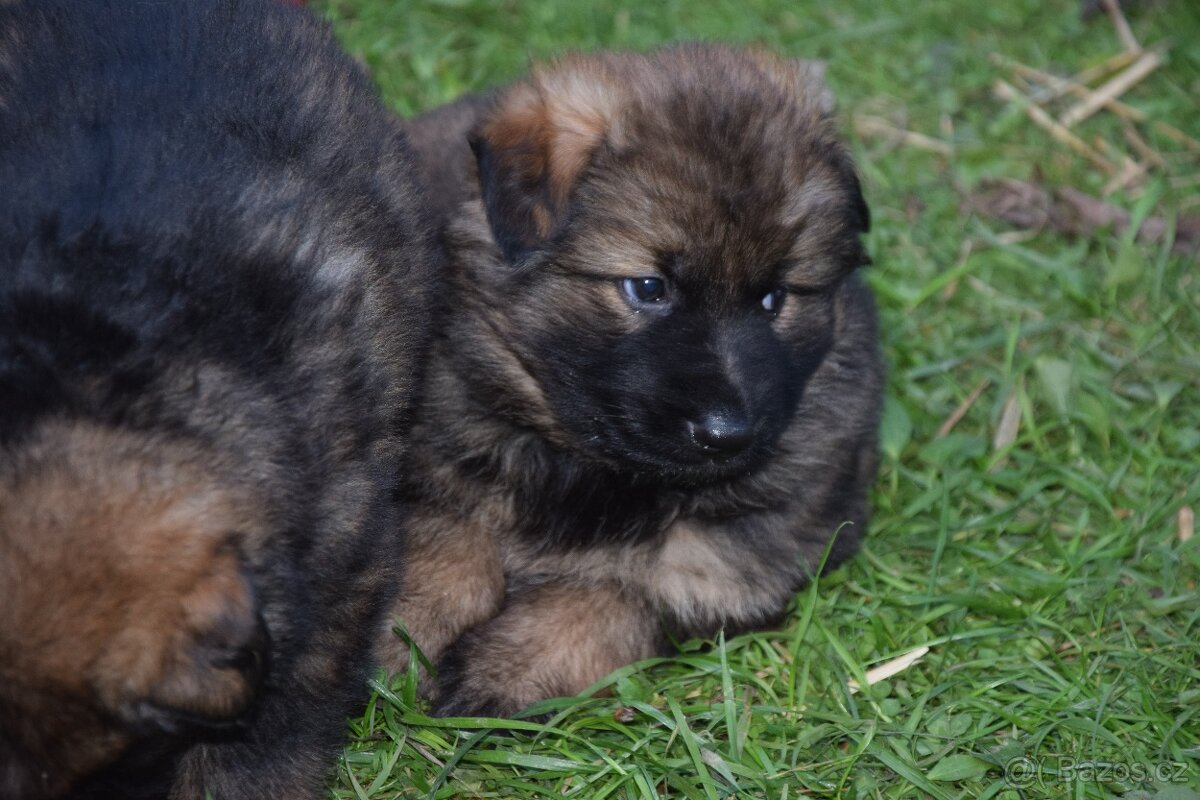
0 1 439 796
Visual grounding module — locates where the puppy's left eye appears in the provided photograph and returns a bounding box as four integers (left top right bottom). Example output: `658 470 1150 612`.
761 288 786 314
622 277 668 305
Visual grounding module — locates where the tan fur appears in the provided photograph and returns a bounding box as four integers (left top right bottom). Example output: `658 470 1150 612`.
649 523 788 627
438 582 660 715
502 522 802 633
0 421 266 792
380 509 505 670
476 61 627 241
536 62 627 206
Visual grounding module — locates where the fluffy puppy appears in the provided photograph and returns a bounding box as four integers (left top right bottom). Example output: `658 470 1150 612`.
383 44 882 717
0 1 438 797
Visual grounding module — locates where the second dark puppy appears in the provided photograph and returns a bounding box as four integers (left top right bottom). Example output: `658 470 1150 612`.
387 44 883 716
0 1 439 796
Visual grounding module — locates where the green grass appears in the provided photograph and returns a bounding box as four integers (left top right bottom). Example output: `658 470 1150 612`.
316 1 1200 797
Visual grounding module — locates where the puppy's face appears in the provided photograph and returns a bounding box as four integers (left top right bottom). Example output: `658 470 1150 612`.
466 46 869 485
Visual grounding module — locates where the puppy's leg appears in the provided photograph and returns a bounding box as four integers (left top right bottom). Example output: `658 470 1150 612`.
168 622 381 800
0 423 267 797
167 504 403 800
434 581 664 718
378 513 505 688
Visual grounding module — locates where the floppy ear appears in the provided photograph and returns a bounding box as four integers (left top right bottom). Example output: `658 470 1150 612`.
471 68 623 263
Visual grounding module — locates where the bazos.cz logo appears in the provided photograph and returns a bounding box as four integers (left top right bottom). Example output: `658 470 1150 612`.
1003 756 1192 788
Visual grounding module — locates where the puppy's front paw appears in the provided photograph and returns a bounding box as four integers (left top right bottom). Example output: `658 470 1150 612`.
0 430 272 745
428 581 662 719
122 546 269 733
0 445 271 796
431 639 538 719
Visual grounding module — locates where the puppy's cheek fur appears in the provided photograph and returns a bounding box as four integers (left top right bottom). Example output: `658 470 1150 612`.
433 582 665 718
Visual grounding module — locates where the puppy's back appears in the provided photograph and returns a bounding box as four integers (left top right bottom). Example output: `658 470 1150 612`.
0 1 439 796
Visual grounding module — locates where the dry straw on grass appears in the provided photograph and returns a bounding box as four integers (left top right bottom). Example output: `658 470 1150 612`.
988 0 1198 198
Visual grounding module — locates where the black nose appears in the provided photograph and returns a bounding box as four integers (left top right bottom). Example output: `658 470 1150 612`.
687 412 754 459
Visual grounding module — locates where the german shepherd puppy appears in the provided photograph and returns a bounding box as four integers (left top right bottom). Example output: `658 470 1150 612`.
385 44 882 716
0 1 438 797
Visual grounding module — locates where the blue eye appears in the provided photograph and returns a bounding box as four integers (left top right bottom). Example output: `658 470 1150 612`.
762 288 786 314
622 277 667 305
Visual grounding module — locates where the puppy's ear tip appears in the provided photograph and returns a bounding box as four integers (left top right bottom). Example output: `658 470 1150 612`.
794 59 837 116
795 58 829 82
470 73 611 264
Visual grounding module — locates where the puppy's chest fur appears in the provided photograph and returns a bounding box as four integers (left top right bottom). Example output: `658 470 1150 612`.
405 377 801 632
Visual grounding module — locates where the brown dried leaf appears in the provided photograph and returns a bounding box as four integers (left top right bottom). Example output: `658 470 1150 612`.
963 178 1200 256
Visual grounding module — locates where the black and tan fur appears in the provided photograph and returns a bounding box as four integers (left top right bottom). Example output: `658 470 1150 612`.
383 44 882 716
0 1 439 796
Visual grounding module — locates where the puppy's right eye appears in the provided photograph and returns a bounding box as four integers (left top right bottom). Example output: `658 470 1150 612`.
621 277 668 305
761 287 786 314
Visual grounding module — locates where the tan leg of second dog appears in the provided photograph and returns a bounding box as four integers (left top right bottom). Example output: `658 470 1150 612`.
434 580 663 718
378 514 505 688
